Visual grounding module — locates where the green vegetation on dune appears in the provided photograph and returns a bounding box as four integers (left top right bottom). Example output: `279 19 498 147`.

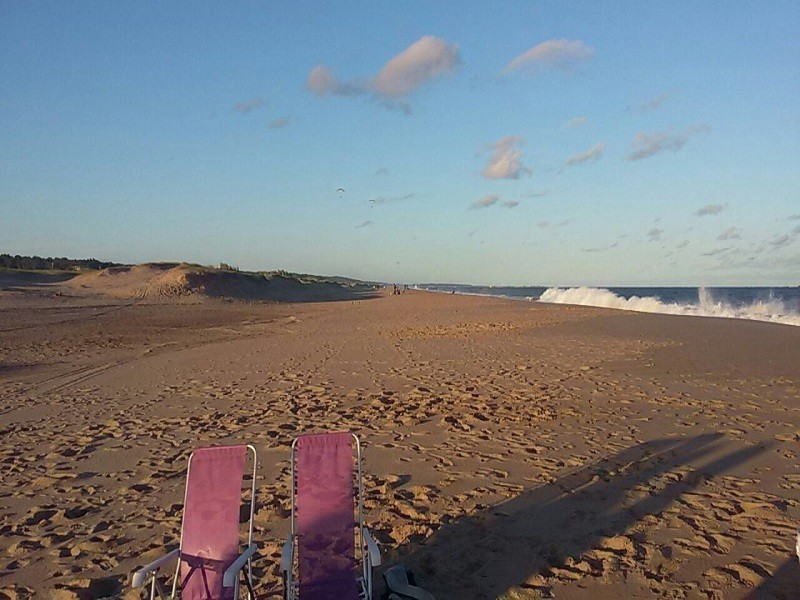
1 255 379 288
0 254 118 272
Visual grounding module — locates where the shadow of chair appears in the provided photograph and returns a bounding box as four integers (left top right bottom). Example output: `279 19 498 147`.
381 433 773 598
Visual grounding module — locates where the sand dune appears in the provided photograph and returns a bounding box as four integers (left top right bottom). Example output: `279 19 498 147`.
62 263 378 302
1 288 798 598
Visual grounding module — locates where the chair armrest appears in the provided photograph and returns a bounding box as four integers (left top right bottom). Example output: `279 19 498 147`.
280 537 293 573
363 528 381 567
131 548 180 588
222 543 258 588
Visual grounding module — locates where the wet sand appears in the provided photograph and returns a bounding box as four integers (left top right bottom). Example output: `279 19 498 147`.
1 285 798 599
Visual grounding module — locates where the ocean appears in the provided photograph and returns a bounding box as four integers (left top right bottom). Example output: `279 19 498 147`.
414 284 800 327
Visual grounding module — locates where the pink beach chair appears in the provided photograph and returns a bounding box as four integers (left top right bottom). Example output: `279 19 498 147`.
131 445 259 599
280 432 381 600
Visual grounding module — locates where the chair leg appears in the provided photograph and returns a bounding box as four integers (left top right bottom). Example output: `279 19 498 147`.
241 569 256 600
151 577 171 600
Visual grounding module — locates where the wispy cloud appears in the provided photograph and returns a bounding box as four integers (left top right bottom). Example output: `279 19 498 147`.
374 167 389 176
537 221 550 228
307 36 459 113
501 200 519 208
627 125 708 161
566 143 605 166
355 220 373 229
694 203 727 217
470 194 500 209
504 39 593 73
307 65 363 97
524 190 550 198
717 227 741 241
635 93 667 113
369 193 414 205
769 234 793 249
705 240 800 271
482 136 530 179
583 241 619 253
703 247 730 256
268 115 292 129
677 239 690 249
647 227 664 242
788 214 800 221
565 116 587 128
233 97 266 114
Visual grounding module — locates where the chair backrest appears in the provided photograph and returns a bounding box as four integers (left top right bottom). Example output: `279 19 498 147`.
179 445 250 600
294 431 360 600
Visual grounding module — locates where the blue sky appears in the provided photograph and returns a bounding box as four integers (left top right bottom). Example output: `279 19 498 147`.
2 2 799 285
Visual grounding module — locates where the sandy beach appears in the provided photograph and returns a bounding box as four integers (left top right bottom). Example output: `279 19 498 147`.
1 278 798 599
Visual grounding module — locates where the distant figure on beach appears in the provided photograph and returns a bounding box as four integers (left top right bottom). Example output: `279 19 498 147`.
393 284 398 295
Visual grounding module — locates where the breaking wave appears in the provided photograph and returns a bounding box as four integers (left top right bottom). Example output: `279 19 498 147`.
538 287 800 327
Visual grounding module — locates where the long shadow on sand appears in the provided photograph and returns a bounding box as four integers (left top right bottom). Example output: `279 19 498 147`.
200 282 382 303
382 433 773 598
0 363 37 375
0 271 77 288
745 557 799 599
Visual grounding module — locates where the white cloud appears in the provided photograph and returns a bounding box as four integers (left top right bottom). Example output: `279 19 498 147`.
306 65 362 97
565 116 587 128
307 36 459 112
482 136 530 179
566 143 605 166
627 125 708 161
233 97 266 114
504 39 593 73
717 227 741 241
372 36 459 99
268 115 292 129
470 194 500 209
647 227 664 242
694 203 727 217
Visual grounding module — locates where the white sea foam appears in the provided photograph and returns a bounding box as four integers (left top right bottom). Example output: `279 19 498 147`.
538 287 800 327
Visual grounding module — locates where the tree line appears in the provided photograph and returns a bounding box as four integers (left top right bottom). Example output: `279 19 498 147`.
0 254 118 271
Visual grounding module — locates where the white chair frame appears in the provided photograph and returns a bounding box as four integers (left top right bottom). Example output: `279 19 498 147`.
131 444 259 599
280 433 381 600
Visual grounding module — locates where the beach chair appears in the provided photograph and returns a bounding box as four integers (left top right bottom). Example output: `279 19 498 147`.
131 444 258 599
280 432 381 600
